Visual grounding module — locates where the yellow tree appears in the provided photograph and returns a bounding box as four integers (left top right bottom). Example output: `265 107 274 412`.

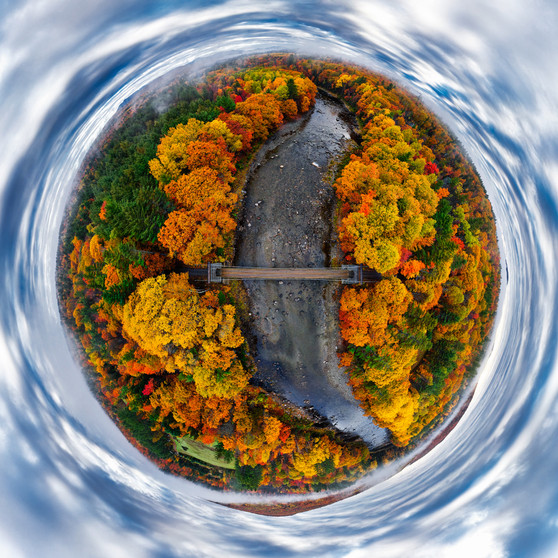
149 119 206 184
121 273 251 398
291 437 331 478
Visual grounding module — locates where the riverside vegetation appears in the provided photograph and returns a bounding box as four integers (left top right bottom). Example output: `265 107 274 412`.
58 54 499 494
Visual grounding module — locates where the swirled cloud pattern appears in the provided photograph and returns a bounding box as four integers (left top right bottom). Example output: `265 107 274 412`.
0 1 557 556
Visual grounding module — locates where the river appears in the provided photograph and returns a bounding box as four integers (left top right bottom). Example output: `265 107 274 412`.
234 94 388 447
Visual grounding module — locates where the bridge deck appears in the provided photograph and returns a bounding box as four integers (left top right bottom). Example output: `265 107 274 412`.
206 263 362 284
221 267 350 281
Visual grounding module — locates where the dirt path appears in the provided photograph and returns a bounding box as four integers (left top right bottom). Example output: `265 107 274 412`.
235 95 388 447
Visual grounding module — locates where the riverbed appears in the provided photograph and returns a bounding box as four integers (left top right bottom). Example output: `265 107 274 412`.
235 94 388 447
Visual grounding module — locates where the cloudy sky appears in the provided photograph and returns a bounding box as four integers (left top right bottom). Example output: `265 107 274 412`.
1 1 557 556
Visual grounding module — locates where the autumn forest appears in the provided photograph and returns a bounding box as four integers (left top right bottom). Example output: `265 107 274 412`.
58 54 499 494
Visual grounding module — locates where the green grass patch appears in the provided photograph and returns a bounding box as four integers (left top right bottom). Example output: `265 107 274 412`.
174 435 236 469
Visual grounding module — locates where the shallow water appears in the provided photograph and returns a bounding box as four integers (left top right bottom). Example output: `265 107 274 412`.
1 1 558 557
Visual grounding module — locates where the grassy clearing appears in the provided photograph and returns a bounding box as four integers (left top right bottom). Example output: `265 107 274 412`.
174 436 236 469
